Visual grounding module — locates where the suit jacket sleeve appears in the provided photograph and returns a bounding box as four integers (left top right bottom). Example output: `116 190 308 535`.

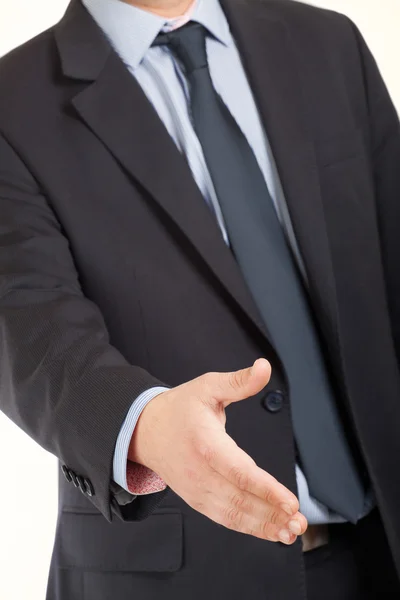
0 132 168 522
350 22 400 364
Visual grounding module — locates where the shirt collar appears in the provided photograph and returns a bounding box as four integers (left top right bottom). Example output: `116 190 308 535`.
191 0 231 47
81 0 232 71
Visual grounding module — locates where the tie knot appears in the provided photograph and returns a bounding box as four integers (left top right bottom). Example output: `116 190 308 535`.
152 22 208 74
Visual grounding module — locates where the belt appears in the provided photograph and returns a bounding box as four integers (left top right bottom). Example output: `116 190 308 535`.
302 524 330 552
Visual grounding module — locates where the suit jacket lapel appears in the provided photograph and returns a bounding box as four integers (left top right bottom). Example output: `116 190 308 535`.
54 0 340 354
55 0 270 343
223 0 340 351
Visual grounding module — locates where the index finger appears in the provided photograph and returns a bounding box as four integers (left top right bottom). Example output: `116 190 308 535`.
204 433 300 516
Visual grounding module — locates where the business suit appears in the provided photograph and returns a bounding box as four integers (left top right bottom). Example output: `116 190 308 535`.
1 0 400 597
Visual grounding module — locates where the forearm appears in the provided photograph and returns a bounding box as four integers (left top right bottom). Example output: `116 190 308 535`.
0 289 164 519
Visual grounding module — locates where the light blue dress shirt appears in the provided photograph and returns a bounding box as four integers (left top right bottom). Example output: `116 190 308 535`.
83 0 373 524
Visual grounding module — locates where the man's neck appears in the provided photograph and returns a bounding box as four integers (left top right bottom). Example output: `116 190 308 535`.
121 0 194 18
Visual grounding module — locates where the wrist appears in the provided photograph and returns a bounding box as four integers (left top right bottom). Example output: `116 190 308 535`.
127 390 166 467
127 412 146 465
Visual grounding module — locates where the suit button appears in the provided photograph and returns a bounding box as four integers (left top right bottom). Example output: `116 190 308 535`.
62 465 73 483
263 391 284 413
83 478 95 497
70 471 80 488
76 475 86 493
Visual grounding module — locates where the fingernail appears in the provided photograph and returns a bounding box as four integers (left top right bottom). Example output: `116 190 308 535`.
278 529 292 544
281 503 294 516
288 520 302 536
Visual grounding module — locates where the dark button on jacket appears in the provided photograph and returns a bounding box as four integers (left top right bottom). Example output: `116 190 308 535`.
62 465 95 497
263 391 285 413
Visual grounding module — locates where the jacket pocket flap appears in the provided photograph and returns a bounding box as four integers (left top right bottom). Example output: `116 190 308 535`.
57 510 183 573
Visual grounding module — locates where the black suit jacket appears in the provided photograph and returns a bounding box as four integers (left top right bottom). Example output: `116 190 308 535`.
1 1 400 598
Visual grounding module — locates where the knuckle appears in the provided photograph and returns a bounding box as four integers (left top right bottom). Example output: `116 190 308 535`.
228 370 244 391
261 521 276 540
264 487 275 505
223 507 242 528
202 445 217 466
268 509 281 526
230 492 247 511
229 466 249 490
199 373 217 402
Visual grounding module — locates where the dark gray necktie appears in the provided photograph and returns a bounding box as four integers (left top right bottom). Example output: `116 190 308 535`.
153 23 366 522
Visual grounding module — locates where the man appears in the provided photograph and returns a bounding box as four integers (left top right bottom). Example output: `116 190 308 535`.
1 0 400 597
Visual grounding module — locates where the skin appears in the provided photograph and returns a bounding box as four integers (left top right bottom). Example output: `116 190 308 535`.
126 0 308 544
122 0 194 18
130 359 308 544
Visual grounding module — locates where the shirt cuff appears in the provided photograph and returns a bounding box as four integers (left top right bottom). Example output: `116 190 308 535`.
113 386 169 492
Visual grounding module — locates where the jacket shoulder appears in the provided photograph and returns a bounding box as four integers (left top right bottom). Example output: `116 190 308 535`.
0 26 55 80
253 0 363 74
0 27 57 126
254 0 355 45
259 0 350 25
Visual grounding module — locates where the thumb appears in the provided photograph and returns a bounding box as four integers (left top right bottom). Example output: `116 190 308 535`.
215 358 271 407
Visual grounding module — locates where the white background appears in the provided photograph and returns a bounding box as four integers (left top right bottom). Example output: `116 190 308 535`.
0 1 399 599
